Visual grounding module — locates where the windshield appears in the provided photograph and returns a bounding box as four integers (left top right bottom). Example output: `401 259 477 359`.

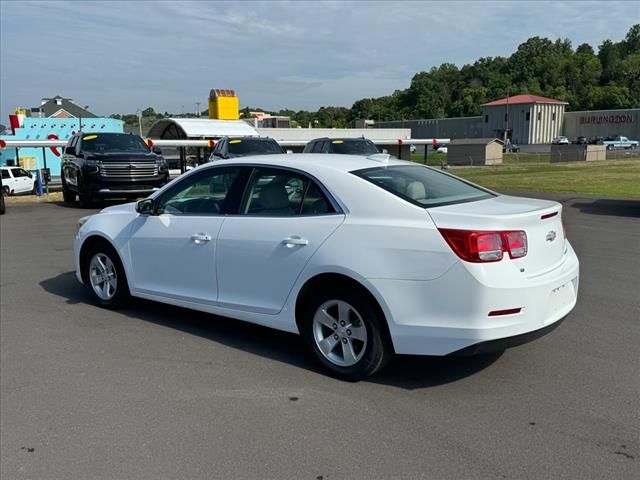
353 165 494 208
228 139 283 156
330 139 379 155
81 134 150 153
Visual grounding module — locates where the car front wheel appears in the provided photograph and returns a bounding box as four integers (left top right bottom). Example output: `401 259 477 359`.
83 245 131 309
302 287 391 381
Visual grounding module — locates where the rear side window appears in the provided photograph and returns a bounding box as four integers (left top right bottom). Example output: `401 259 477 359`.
227 139 283 156
330 139 378 155
1 169 10 179
353 165 494 208
242 167 336 216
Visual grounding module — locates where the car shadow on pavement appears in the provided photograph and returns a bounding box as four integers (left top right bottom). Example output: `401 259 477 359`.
40 271 502 389
570 198 640 218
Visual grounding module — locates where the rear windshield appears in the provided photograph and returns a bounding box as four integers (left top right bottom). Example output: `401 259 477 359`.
81 134 150 153
352 165 494 208
331 139 379 155
228 139 283 156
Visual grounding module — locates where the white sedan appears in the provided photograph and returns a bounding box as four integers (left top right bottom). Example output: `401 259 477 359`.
74 154 579 380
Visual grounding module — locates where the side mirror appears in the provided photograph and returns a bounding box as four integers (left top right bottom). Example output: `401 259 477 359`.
152 146 162 154
136 198 154 215
64 146 76 156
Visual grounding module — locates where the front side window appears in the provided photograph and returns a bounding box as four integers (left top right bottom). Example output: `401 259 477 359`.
156 167 242 215
80 134 150 154
12 168 29 177
353 165 494 208
242 168 335 216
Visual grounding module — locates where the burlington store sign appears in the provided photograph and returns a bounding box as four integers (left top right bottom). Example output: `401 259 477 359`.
580 113 635 124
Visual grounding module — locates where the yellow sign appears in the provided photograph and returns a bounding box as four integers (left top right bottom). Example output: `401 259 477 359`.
20 156 37 170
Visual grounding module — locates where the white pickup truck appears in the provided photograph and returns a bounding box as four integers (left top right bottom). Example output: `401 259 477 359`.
602 136 639 150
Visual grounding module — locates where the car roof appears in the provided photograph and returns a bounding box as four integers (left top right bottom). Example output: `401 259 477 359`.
205 153 412 175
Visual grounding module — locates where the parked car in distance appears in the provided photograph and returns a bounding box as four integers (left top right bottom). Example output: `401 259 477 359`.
61 132 169 207
552 136 570 145
1 166 37 195
209 136 284 161
0 176 5 214
503 144 520 153
602 135 639 151
434 145 448 153
303 137 379 155
74 154 579 380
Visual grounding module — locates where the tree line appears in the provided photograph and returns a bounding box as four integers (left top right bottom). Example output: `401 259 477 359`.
112 25 639 129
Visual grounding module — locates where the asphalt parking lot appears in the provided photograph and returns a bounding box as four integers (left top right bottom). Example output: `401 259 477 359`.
1 195 638 479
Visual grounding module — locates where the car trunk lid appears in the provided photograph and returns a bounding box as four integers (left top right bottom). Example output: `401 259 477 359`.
428 195 565 275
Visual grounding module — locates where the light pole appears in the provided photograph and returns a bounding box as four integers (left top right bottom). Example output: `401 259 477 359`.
195 102 201 117
136 109 143 137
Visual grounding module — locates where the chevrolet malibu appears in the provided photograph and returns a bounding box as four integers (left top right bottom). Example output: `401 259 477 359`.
74 154 579 380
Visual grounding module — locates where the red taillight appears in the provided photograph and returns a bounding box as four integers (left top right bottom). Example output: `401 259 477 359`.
438 229 527 263
504 230 527 259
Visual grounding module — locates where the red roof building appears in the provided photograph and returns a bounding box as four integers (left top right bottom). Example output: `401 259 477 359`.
481 93 568 144
482 94 568 107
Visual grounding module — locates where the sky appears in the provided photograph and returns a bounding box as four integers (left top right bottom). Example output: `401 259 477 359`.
0 0 638 121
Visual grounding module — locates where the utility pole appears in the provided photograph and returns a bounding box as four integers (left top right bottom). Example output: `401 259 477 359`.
195 102 201 117
503 90 509 145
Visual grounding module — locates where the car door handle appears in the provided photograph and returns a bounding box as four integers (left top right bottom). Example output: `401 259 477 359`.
191 233 212 244
282 236 309 248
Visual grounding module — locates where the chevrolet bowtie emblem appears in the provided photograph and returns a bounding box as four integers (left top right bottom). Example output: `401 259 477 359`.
546 230 557 242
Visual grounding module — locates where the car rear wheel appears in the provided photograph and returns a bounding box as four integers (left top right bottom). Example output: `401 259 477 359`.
62 181 76 203
302 287 390 381
83 245 131 309
2 186 9 197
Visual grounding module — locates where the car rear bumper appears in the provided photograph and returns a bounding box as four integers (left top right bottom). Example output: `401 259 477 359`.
369 242 579 356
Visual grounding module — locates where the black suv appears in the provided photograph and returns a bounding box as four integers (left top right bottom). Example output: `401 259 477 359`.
209 136 284 161
61 132 169 206
303 137 379 155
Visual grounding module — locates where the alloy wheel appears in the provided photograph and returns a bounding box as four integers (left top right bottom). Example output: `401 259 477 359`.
89 253 118 301
312 300 368 367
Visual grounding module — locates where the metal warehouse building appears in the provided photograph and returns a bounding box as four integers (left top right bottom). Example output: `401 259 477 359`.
480 94 567 144
377 94 638 145
563 109 640 140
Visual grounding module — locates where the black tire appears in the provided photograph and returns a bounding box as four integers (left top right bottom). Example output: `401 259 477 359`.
78 186 93 208
62 181 76 203
0 190 5 215
1 186 9 197
82 242 131 309
301 286 391 381
607 144 614 151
